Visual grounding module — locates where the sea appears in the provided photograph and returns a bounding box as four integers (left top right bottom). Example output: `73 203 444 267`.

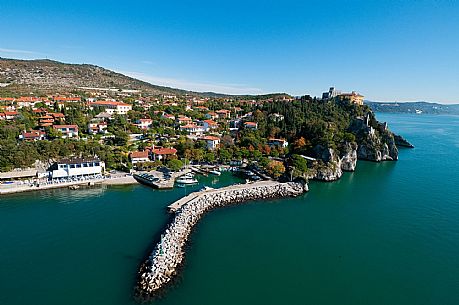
0 113 458 305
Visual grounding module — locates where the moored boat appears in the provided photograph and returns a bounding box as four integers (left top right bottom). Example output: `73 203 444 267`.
209 170 221 176
175 173 198 184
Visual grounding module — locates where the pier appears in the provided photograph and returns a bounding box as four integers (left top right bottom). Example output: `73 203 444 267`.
135 180 307 301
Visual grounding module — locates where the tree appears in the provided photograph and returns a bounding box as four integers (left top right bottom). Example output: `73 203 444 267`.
219 148 232 163
167 159 183 171
291 154 308 177
204 152 215 163
266 160 285 178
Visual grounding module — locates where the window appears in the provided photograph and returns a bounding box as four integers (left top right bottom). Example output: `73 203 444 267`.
95 162 100 166
83 163 88 167
76 164 81 168
70 164 76 168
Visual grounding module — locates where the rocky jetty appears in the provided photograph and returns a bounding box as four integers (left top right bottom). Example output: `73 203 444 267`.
135 181 306 301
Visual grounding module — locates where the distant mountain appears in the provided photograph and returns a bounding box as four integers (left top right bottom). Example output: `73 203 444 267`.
0 57 293 100
0 57 210 97
365 101 459 115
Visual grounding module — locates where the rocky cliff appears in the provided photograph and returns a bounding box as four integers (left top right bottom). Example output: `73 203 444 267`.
308 142 357 181
357 131 398 162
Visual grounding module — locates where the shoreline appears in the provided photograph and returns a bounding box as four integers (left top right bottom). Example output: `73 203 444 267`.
134 180 307 302
0 175 138 195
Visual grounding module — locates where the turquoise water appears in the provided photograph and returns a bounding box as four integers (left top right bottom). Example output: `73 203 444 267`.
1 113 458 305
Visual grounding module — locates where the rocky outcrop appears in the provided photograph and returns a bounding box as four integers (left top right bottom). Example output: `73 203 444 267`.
394 134 414 148
339 142 358 171
357 131 398 162
307 142 358 181
135 181 306 302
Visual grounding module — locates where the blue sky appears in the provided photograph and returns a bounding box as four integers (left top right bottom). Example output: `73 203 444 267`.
1 0 458 103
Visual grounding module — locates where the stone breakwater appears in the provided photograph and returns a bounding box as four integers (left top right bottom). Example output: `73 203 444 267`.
135 181 307 301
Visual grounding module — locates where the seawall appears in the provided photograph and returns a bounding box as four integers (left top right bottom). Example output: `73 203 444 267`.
135 181 307 301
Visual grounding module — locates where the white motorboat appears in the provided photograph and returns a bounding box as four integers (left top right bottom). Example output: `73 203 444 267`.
176 173 198 184
209 170 221 176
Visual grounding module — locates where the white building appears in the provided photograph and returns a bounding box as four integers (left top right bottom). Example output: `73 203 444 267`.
53 125 79 138
88 121 108 134
88 101 132 115
49 158 105 179
134 118 153 130
180 124 204 136
201 135 220 150
130 151 150 165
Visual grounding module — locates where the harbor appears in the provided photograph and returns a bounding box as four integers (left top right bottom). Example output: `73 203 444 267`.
135 180 307 301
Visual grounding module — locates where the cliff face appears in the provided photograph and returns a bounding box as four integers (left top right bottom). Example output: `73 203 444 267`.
340 142 358 171
349 114 400 162
308 142 357 181
357 130 398 162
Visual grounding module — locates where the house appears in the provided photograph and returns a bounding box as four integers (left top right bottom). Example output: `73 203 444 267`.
216 109 231 119
88 121 108 134
53 124 79 138
150 147 177 161
269 113 284 122
130 151 150 165
193 106 209 112
19 130 47 141
162 113 175 120
243 121 258 130
267 138 288 148
48 158 105 179
95 112 113 120
205 112 218 120
201 135 220 150
16 97 41 108
53 96 82 103
202 119 218 132
180 124 204 136
39 115 54 127
2 111 19 120
88 100 132 114
176 115 193 125
50 112 65 121
134 118 153 130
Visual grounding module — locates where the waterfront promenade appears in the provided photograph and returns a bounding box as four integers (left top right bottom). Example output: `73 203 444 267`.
0 174 137 195
135 180 307 301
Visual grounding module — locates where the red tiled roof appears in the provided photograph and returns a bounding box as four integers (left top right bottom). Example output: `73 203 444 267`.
90 101 131 107
130 151 149 159
54 97 81 101
18 97 41 102
244 121 257 126
203 119 217 125
181 124 199 129
201 136 220 141
53 124 78 129
152 147 177 155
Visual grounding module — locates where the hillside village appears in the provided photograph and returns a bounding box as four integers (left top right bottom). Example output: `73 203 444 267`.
0 84 368 180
